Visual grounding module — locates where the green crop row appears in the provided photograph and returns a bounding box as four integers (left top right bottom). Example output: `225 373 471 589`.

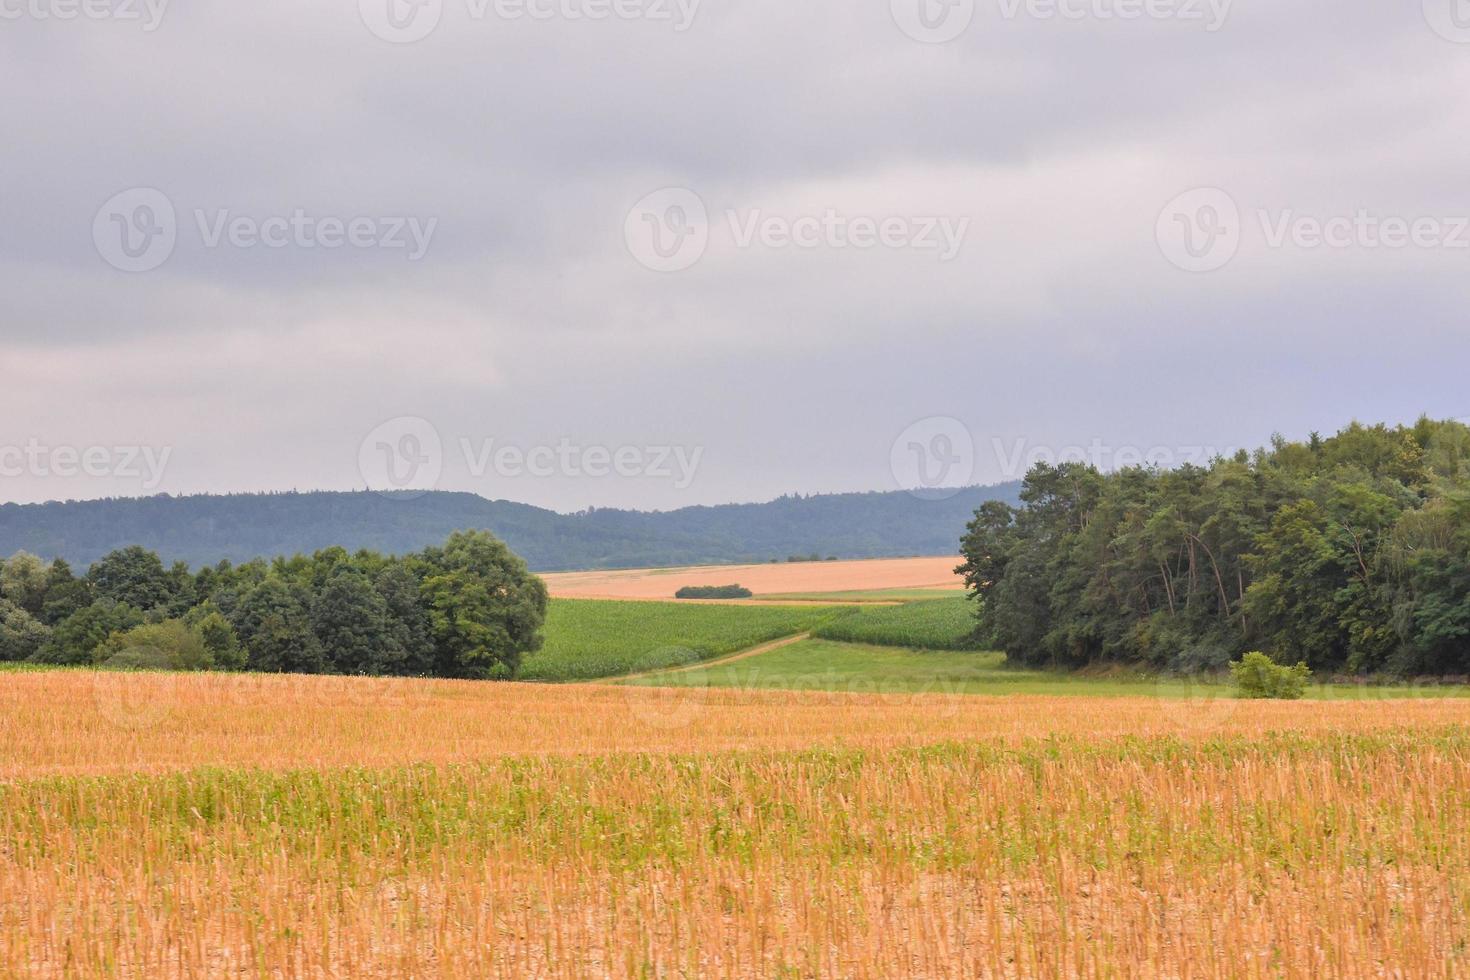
811 596 981 651
521 599 839 682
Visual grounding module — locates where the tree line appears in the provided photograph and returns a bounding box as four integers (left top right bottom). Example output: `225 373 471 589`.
958 418 1470 676
0 530 548 679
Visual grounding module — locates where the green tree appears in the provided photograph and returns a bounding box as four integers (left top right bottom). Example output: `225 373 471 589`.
0 598 49 662
310 568 404 675
416 530 548 679
35 600 146 665
87 546 176 611
374 562 437 676
1 552 50 617
959 419 1470 677
40 558 92 625
230 577 326 674
1386 497 1470 675
183 601 246 671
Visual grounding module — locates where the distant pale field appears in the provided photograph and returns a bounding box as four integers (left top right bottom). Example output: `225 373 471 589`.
540 555 965 600
759 586 961 602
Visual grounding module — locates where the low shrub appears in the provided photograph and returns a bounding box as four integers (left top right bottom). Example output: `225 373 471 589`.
675 585 754 600
1230 651 1311 700
96 619 215 672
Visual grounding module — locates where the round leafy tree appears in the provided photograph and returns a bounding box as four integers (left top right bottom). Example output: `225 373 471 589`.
417 530 548 680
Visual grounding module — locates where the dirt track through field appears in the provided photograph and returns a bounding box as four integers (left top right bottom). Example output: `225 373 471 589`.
609 633 811 683
542 556 963 600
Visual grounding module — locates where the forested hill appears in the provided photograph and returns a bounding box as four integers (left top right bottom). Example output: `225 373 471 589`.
0 484 1022 571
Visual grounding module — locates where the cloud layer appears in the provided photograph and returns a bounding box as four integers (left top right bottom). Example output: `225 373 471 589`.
2 0 1468 510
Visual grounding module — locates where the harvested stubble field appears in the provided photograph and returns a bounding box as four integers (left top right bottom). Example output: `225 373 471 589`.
2 671 1469 977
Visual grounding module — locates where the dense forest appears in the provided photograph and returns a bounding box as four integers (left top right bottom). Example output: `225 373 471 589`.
959 419 1470 676
0 484 1022 571
0 531 547 679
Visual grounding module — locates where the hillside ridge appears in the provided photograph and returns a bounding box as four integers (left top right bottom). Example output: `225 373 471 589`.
0 484 1022 571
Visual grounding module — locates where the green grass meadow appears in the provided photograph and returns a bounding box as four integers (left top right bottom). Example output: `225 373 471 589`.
621 637 1470 700
521 599 841 682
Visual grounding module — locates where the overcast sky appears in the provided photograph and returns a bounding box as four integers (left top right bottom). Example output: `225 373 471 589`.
2 0 1468 511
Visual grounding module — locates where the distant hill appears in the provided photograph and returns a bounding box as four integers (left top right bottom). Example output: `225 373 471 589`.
0 485 1022 572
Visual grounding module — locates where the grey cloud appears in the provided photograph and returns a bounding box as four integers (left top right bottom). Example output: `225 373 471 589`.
1 0 1467 508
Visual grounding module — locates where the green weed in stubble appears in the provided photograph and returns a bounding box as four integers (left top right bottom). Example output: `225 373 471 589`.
4 719 1470 975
